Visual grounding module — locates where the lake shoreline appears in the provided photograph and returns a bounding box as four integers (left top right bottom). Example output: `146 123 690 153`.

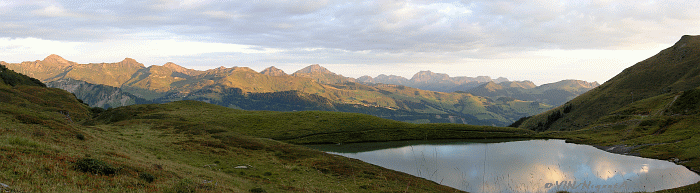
308 138 700 193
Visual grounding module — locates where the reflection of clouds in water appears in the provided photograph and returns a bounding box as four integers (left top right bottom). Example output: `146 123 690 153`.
639 164 649 173
324 140 700 193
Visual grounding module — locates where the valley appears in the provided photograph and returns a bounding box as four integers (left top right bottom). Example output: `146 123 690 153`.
2 35 700 192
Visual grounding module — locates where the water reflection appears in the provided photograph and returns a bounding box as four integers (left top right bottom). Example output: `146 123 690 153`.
308 139 700 193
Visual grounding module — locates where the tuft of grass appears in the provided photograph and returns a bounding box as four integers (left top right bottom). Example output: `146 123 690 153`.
5 136 40 148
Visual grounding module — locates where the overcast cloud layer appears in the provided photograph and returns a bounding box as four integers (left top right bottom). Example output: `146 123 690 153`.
1 0 699 84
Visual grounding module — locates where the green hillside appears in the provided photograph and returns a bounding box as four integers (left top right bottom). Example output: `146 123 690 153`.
520 35 700 131
0 64 46 88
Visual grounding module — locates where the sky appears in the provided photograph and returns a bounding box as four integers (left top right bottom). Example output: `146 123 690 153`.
1 0 699 85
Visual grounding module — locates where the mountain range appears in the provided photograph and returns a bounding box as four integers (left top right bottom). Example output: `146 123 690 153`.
357 71 510 92
2 55 596 126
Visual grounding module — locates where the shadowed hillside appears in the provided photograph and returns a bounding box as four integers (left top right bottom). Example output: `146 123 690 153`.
520 35 700 131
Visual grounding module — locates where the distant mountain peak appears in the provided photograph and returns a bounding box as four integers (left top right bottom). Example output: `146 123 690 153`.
482 81 503 91
163 62 184 69
410 70 449 82
44 54 66 61
357 75 374 83
117 58 145 68
494 77 510 83
294 64 333 74
261 66 287 76
42 54 72 66
121 58 139 64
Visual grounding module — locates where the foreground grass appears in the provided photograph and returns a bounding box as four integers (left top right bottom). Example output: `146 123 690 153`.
2 115 470 192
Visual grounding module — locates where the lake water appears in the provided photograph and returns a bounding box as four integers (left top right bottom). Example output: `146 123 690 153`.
307 139 700 193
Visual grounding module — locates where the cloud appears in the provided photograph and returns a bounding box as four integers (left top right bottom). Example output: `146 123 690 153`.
31 5 80 17
2 0 698 84
4 0 698 52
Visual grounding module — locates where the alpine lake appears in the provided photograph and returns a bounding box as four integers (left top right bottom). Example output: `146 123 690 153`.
307 139 700 193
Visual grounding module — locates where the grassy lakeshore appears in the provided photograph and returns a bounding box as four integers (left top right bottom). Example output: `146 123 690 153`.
533 91 700 193
540 122 700 193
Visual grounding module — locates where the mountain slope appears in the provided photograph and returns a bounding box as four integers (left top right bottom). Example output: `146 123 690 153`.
520 35 700 131
466 80 599 107
122 65 187 92
292 64 355 84
47 78 147 108
1 54 76 81
162 62 203 77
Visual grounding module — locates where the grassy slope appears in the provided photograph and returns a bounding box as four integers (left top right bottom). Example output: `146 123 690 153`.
90 100 535 144
520 35 700 131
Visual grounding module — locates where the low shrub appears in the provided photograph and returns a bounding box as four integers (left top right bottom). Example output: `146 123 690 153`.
139 172 156 183
74 158 118 175
76 133 86 140
250 188 266 193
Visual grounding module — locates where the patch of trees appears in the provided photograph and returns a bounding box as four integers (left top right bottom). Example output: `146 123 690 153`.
532 103 572 132
508 116 531 127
